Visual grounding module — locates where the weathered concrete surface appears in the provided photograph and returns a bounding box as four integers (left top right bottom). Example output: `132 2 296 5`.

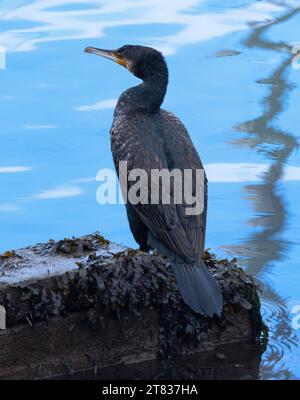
0 234 266 380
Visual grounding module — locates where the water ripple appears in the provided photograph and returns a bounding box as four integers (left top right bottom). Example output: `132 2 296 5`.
224 0 300 379
260 299 299 379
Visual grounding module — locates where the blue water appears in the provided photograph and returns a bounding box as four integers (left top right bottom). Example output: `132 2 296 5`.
0 0 300 379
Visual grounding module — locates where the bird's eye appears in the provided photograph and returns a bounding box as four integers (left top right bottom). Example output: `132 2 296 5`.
117 45 128 54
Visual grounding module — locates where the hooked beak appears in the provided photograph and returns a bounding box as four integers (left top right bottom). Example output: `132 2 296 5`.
84 47 127 68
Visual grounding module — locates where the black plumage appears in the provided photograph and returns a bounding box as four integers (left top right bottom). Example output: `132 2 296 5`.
85 44 223 316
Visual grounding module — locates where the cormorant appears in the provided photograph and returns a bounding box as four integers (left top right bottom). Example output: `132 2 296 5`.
85 45 223 316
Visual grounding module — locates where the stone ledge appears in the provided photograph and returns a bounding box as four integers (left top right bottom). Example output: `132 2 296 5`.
0 234 266 379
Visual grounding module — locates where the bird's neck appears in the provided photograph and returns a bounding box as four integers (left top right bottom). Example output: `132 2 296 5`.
116 73 168 114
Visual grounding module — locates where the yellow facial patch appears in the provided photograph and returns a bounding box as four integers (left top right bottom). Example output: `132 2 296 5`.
115 56 128 68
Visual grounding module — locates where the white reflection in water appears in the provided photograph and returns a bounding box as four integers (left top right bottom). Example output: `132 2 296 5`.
224 1 300 380
0 0 288 54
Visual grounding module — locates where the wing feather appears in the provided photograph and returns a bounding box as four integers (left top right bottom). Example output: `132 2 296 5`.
111 109 207 263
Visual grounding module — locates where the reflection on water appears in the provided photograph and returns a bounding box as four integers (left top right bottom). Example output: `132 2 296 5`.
225 1 300 379
56 342 263 380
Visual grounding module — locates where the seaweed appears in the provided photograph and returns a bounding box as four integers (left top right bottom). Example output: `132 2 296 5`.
0 234 265 358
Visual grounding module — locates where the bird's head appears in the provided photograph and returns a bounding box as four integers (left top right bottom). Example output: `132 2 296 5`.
84 44 167 81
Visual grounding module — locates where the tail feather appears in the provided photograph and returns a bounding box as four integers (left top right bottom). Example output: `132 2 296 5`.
172 260 223 317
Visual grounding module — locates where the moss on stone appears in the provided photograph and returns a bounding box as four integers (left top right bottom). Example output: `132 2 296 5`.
0 234 266 359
